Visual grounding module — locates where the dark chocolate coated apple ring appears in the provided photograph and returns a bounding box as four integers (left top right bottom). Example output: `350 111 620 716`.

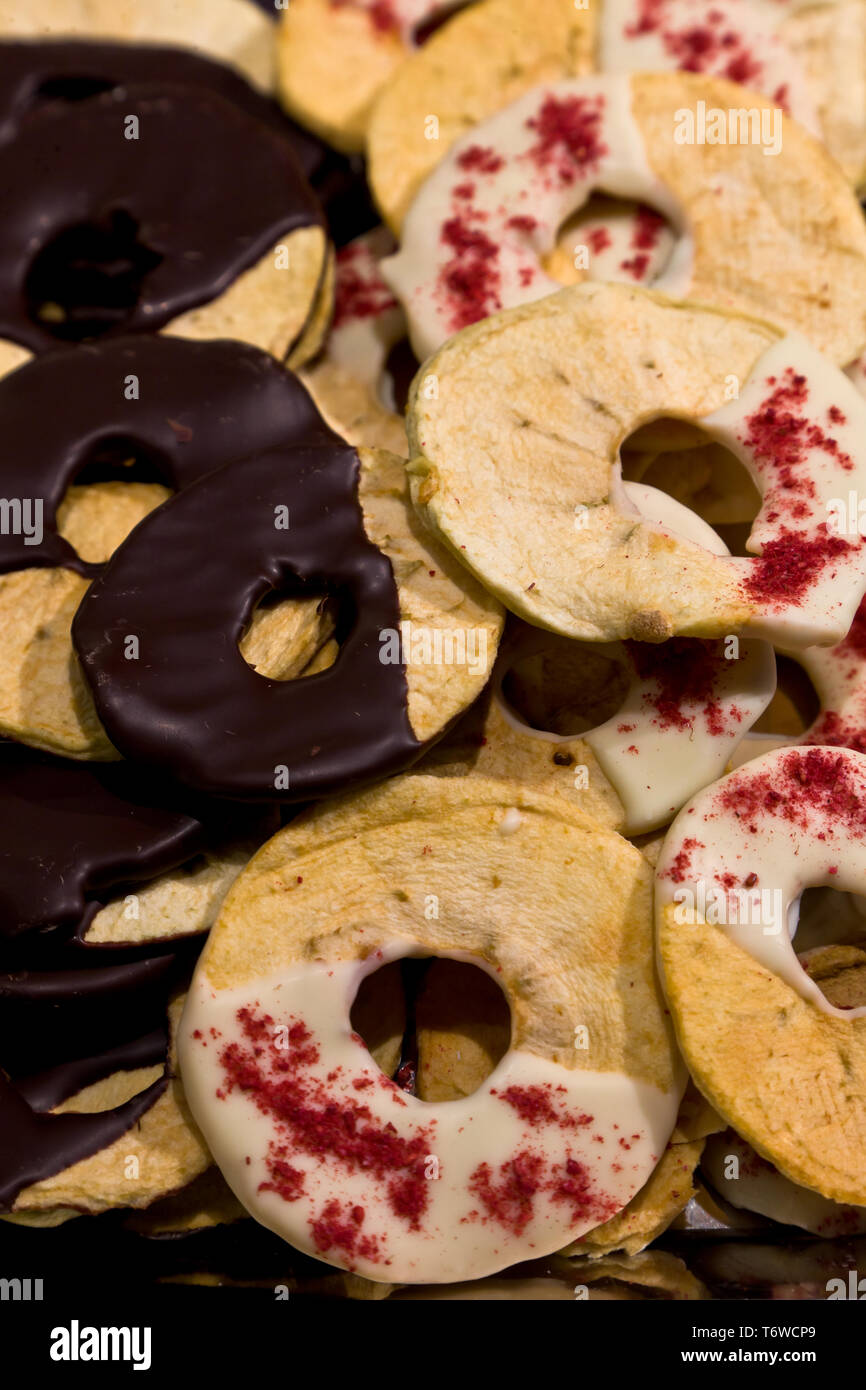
0 336 336 579
0 35 372 241
0 745 245 1208
0 744 258 942
0 39 291 141
0 79 322 353
0 1065 167 1210
0 37 374 248
1 988 208 1216
0 1020 169 1210
73 444 421 800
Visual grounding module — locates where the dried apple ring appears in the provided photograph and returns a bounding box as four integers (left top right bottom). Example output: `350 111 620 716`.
657 745 866 1205
494 632 775 836
0 336 341 759
732 596 866 768
0 80 326 363
407 282 866 649
179 775 683 1283
703 1127 866 1238
276 0 475 152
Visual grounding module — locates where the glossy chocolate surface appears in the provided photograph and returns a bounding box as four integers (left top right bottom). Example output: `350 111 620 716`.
0 78 321 351
74 442 420 799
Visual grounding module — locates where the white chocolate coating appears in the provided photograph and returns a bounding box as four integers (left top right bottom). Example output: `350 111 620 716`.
795 602 866 753
583 635 775 835
656 745 866 1021
325 209 666 409
620 480 731 551
180 949 679 1283
568 199 675 288
702 1129 866 1235
381 76 691 360
599 0 819 134
384 94 866 648
699 333 866 648
732 594 866 771
496 483 776 834
327 229 406 397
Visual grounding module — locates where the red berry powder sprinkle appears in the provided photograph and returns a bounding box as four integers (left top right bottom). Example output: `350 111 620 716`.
714 747 866 838
333 243 398 329
739 371 853 514
211 1006 436 1263
506 214 539 235
833 594 866 663
330 0 401 35
309 1199 383 1263
493 1083 593 1130
457 145 506 175
620 205 666 280
466 1150 619 1236
436 214 503 334
806 711 866 757
587 226 613 256
525 94 608 187
626 638 731 736
625 0 764 87
803 600 866 753
741 527 855 608
659 836 705 883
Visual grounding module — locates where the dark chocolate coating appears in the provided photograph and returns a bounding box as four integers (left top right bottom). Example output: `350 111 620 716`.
0 37 374 247
0 992 173 1211
0 80 322 352
413 1 473 43
0 956 177 1003
16 1027 168 1111
0 336 337 578
391 958 432 1094
73 445 421 799
0 39 291 144
0 942 197 1078
0 1071 168 1209
0 746 212 940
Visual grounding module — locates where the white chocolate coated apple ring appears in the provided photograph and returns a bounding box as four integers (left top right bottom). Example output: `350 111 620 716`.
494 483 776 834
382 72 866 363
599 0 822 129
367 0 865 232
796 601 866 753
600 0 866 191
179 776 683 1283
658 746 866 1020
702 1129 866 1236
656 745 866 1204
382 74 691 360
300 229 410 453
